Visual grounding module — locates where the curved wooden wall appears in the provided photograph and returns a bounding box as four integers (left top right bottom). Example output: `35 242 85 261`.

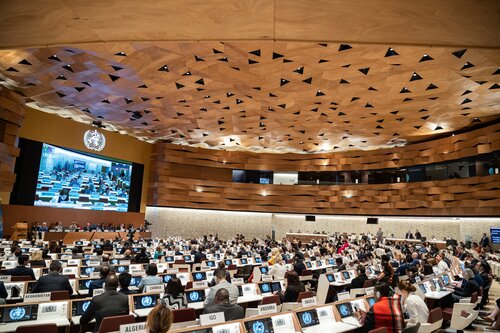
148 123 500 216
152 123 500 172
0 88 25 200
148 171 500 216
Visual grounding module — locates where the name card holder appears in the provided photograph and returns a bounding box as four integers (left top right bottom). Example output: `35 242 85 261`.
337 291 350 301
91 272 101 278
145 284 164 293
193 281 208 289
212 322 241 333
199 311 225 326
261 274 273 282
93 288 105 296
120 322 147 333
301 296 317 307
0 275 11 282
364 287 374 295
258 303 278 315
231 278 244 285
272 313 295 331
24 292 51 303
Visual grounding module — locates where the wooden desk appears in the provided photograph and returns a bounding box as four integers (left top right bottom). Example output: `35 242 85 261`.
285 232 329 243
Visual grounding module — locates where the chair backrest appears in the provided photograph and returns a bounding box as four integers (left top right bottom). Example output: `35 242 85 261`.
11 276 32 282
296 291 314 302
261 295 281 305
301 270 312 276
402 322 420 333
174 260 186 264
50 290 70 300
16 324 58 333
368 327 388 333
363 279 374 288
470 291 478 304
185 281 193 290
172 308 196 323
428 307 443 323
98 314 135 333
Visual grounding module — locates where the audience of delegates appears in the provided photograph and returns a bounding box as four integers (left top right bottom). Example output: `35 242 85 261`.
118 272 135 295
203 288 245 321
4 255 36 281
350 265 369 289
205 268 239 305
146 302 173 333
277 271 305 303
32 260 73 294
355 282 404 332
397 280 429 324
0 281 7 304
80 274 129 332
138 263 163 291
162 277 187 309
0 229 497 332
88 266 110 296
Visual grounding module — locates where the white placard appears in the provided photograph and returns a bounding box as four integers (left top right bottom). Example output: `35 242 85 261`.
316 306 334 321
326 268 334 273
415 276 421 282
93 288 105 296
301 296 317 307
262 274 273 282
212 322 241 333
91 272 100 278
242 284 257 296
145 284 164 293
272 313 294 330
231 278 244 285
364 287 374 296
88 261 100 266
24 292 51 303
67 259 81 266
120 260 131 265
193 281 208 289
258 303 278 315
337 291 350 301
120 322 147 333
0 275 11 282
199 312 225 326
201 266 211 271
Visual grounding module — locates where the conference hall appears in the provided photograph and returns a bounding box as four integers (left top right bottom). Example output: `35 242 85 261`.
0 1 499 333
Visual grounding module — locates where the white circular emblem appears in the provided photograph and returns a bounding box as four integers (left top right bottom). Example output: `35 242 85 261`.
83 129 106 151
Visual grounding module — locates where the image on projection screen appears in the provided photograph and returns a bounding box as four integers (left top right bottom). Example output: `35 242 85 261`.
34 143 132 212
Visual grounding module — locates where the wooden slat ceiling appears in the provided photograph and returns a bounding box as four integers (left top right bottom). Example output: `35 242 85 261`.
0 42 499 153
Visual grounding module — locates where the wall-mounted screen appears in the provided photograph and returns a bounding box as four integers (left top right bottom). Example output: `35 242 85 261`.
491 228 500 244
34 143 132 212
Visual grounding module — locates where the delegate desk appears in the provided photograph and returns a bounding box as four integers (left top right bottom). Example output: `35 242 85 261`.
285 233 328 243
384 237 447 249
43 231 152 244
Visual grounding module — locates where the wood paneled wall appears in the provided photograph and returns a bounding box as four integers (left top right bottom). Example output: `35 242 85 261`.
152 123 500 172
0 88 25 202
149 123 500 216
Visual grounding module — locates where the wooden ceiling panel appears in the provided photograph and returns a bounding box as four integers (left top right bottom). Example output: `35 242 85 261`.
0 41 499 153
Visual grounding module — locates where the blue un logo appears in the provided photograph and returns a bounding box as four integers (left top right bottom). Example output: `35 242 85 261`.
195 273 203 280
141 296 153 307
340 305 349 316
82 301 90 312
189 292 199 302
9 307 25 321
262 284 270 292
252 321 265 333
302 312 312 325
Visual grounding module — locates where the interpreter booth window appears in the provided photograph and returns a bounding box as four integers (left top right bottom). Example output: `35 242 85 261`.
273 172 298 185
232 170 273 184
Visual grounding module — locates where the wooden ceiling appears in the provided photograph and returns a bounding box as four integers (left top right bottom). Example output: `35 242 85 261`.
0 1 499 153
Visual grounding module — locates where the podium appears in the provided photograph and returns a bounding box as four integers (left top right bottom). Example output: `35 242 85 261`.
11 222 28 241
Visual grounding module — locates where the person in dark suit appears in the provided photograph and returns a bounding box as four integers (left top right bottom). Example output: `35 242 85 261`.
0 281 8 303
335 257 346 271
415 230 422 240
32 260 73 294
88 266 110 296
480 233 490 248
80 274 129 332
118 272 136 295
193 245 207 264
203 288 244 321
405 231 414 239
351 265 369 289
3 255 36 281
